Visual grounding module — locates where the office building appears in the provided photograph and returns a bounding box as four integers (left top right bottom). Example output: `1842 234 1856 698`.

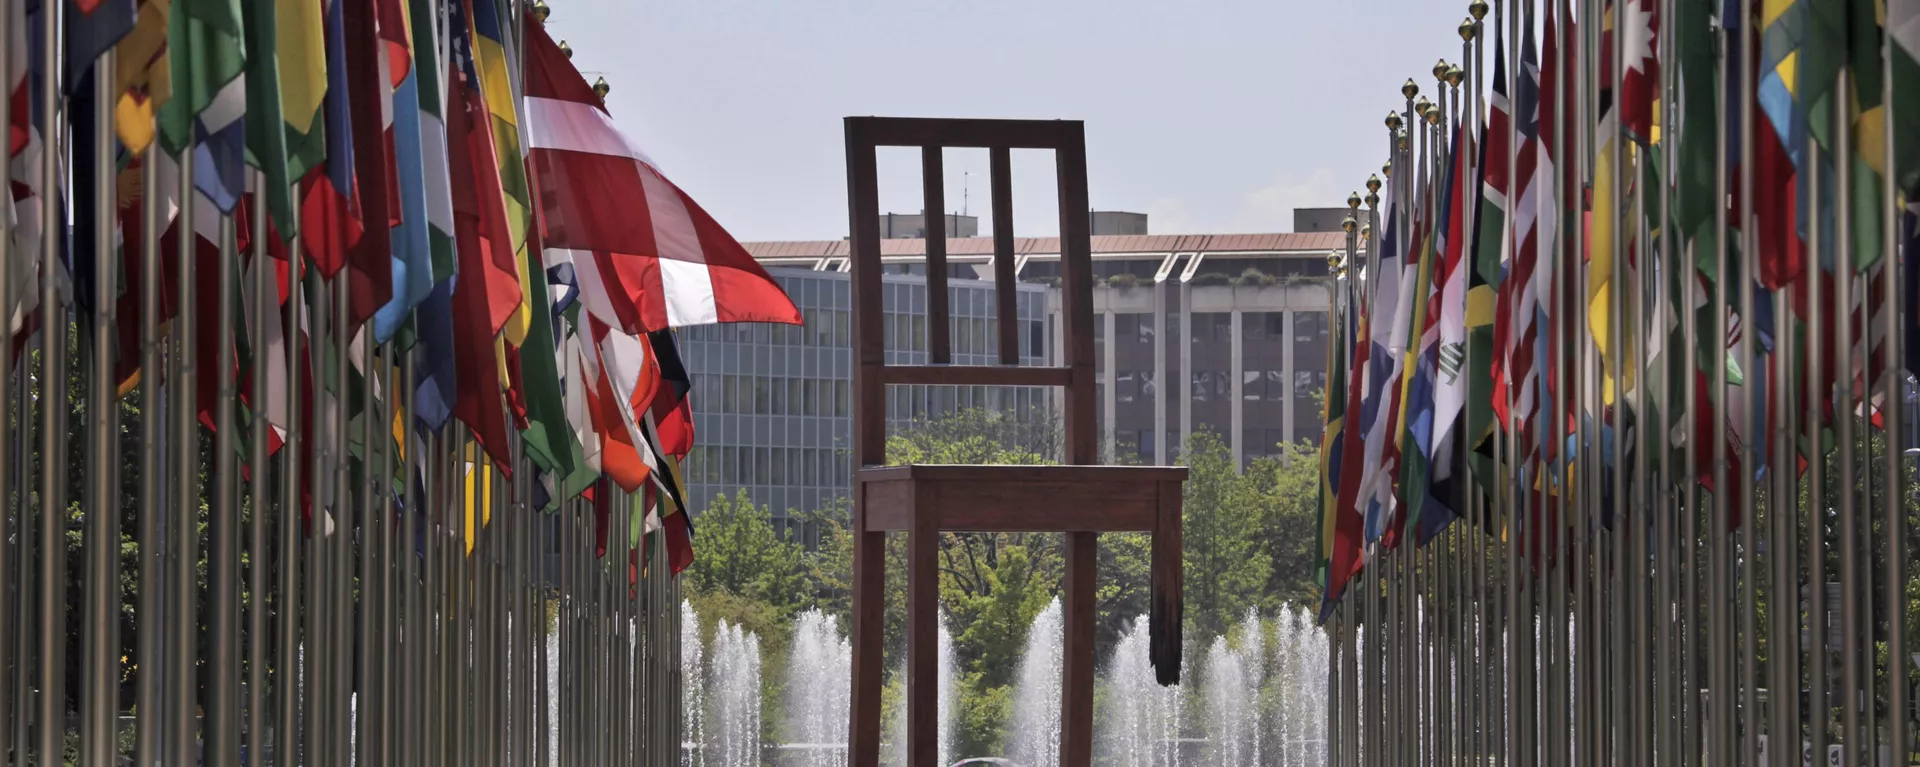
735 211 1359 472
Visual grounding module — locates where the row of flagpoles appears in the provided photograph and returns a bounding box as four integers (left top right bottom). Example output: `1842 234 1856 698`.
0 0 804 762
1316 0 1918 764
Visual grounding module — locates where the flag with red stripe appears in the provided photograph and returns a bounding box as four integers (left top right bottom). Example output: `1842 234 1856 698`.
521 16 800 333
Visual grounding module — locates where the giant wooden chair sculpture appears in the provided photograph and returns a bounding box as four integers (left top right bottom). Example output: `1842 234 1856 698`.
843 117 1187 767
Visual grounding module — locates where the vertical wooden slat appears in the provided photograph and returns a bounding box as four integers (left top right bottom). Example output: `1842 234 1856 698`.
991 147 1018 365
923 147 950 364
845 118 888 767
1056 124 1097 467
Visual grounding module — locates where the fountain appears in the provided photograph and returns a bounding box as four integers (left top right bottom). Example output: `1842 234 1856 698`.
1100 614 1185 767
710 620 764 767
888 613 957 767
684 600 707 766
1008 596 1065 767
786 609 854 767
1271 605 1329 767
1200 613 1263 767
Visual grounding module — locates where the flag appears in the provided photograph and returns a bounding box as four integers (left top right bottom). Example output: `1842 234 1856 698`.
648 329 694 456
110 0 169 154
1493 11 1543 439
447 0 520 338
1404 124 1469 545
342 0 394 329
1324 298 1370 618
522 16 802 333
1605 0 1660 143
374 2 431 343
469 0 532 345
1428 107 1477 523
404 0 456 428
65 0 138 97
239 0 294 234
579 312 661 492
516 223 581 499
279 0 327 183
6 0 42 336
1467 20 1510 494
297 0 362 275
1891 1 1920 195
157 0 247 211
1359 192 1414 543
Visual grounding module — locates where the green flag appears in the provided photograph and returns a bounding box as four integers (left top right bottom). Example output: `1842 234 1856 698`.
517 243 586 512
157 0 245 155
240 0 293 236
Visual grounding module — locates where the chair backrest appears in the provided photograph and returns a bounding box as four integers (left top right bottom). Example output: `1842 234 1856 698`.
842 117 1099 469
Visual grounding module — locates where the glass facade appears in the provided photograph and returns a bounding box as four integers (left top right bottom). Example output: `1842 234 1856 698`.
678 268 1050 533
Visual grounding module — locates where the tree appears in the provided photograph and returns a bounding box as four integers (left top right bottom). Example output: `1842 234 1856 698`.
1179 429 1274 638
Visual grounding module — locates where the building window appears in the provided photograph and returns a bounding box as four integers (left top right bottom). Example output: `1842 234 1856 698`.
1028 320 1044 358
1192 313 1230 343
1191 372 1212 402
1138 429 1155 460
1294 311 1328 343
835 380 850 417
1243 371 1263 400
1140 371 1156 398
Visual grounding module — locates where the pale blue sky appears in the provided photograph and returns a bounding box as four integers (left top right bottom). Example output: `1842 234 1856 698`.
554 0 1481 241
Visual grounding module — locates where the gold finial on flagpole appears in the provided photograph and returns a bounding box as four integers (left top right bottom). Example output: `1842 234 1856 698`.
1341 215 1358 234
1347 191 1363 211
1366 173 1382 193
1402 79 1419 99
1382 160 1392 178
1386 111 1403 131
1469 0 1489 20
1459 17 1477 41
1432 58 1449 82
1446 63 1465 88
1414 96 1432 117
533 0 551 23
559 40 573 58
593 76 610 101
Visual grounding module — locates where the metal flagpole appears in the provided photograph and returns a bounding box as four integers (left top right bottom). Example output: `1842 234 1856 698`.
33 0 68 757
1878 30 1909 759
308 279 330 767
378 347 398 766
167 144 202 767
280 219 307 767
1606 0 1629 756
1735 0 1761 760
1833 66 1864 765
403 355 421 767
355 323 376 767
333 269 352 767
81 49 122 766
135 137 164 767
0 0 12 753
1803 130 1828 761
210 207 244 766
246 176 270 767
1655 3 1678 751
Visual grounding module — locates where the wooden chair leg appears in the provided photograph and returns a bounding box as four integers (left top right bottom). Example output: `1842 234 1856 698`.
1060 531 1097 767
849 518 886 767
908 499 938 766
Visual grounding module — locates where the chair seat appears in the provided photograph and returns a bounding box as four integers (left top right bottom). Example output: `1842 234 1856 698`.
856 463 1187 533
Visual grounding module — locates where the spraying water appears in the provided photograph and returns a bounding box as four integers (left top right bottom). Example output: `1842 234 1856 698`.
684 601 707 767
888 613 957 767
1008 597 1065 767
1099 614 1185 767
786 609 853 767
709 620 763 767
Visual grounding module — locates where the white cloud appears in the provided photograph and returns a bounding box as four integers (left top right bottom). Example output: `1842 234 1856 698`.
1143 197 1197 235
1234 167 1340 232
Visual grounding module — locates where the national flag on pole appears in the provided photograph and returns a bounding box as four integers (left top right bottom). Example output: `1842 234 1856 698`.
374 2 432 343
469 0 532 346
1467 20 1509 494
343 0 395 330
110 0 169 154
521 16 802 333
1359 191 1414 543
447 0 521 338
65 0 137 97
240 0 295 234
648 328 695 457
280 0 328 183
158 0 247 211
298 0 363 275
447 0 517 471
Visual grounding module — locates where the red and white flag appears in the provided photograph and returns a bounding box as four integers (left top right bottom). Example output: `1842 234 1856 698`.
521 15 801 334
